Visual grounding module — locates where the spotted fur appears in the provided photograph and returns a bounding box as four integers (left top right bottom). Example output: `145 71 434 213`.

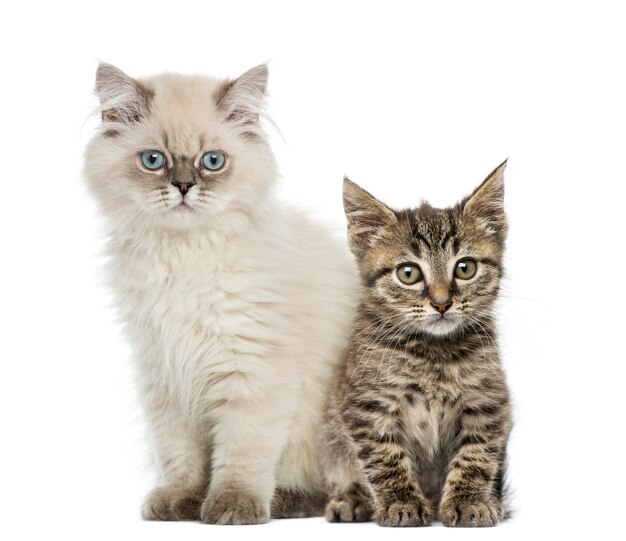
321 162 512 527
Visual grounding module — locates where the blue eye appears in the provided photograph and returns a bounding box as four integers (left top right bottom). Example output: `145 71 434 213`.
201 151 226 171
141 150 166 170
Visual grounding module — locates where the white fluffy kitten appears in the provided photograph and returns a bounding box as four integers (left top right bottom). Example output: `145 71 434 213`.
84 63 356 524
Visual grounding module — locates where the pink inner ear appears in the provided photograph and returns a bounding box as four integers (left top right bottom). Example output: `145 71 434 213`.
101 109 117 122
216 65 268 127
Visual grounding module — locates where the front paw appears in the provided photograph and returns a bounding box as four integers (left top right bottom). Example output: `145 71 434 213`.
439 497 504 527
200 489 269 525
142 486 202 521
374 498 432 527
325 495 372 523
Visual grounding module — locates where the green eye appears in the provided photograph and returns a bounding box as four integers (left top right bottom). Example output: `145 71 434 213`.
455 259 477 280
140 150 166 170
396 264 423 285
201 151 226 171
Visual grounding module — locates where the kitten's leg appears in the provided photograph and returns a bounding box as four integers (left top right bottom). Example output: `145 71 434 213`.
345 399 433 527
200 375 296 525
319 409 373 522
270 487 327 518
438 404 511 527
141 404 209 521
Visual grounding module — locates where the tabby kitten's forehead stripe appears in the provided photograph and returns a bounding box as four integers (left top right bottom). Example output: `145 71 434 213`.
321 161 512 528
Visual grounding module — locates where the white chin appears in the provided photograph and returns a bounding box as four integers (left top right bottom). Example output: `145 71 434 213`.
158 207 204 230
422 317 461 336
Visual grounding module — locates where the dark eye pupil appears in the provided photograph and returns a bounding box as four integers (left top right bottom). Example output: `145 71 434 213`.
149 154 158 164
459 263 467 273
210 155 217 164
404 267 412 277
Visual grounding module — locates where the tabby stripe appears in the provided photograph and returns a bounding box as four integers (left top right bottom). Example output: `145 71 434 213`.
463 403 500 416
364 267 393 287
458 464 492 483
459 433 489 446
480 257 500 268
355 400 389 413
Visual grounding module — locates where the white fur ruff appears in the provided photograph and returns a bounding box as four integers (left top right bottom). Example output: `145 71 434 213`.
107 205 356 498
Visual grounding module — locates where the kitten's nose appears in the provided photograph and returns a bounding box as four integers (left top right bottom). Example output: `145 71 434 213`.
431 301 452 314
171 178 196 196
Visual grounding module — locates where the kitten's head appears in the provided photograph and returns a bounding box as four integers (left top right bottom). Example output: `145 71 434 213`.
344 162 507 337
84 63 276 232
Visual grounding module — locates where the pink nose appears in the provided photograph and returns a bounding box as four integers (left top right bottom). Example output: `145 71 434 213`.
431 301 452 314
172 178 196 195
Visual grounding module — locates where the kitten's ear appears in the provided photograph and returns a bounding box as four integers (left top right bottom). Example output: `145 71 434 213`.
215 64 268 126
343 177 397 258
462 160 508 240
95 63 152 124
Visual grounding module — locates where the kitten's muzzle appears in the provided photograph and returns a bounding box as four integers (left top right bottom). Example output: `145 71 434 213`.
171 178 197 196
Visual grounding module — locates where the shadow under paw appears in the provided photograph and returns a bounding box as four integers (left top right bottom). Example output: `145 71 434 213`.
142 486 202 521
325 495 372 523
374 498 432 527
439 498 504 527
201 489 269 525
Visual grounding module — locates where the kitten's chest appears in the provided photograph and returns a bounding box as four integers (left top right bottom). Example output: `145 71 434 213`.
124 244 232 331
111 235 258 370
402 367 463 458
404 398 459 460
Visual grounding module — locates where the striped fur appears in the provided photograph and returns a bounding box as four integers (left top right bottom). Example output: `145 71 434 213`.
321 162 512 527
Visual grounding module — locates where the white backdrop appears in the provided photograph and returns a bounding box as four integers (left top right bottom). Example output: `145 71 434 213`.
1 1 623 539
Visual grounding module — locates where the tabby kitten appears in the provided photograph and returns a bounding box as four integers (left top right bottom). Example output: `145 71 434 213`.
320 162 512 527
84 64 356 524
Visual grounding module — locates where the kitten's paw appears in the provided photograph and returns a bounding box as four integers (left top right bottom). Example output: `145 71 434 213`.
141 486 202 521
439 498 504 527
200 489 269 525
374 498 432 527
325 495 372 522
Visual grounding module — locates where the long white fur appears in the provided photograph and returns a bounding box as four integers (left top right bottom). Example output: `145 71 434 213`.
84 64 357 518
